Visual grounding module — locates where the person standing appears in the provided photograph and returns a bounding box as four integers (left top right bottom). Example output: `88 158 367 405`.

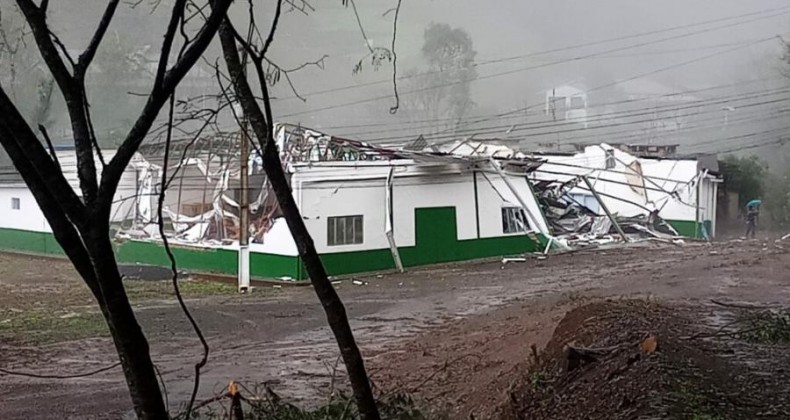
745 202 759 239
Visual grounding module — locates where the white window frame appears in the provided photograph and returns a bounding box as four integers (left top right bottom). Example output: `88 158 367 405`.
327 215 364 246
502 207 530 234
11 197 20 210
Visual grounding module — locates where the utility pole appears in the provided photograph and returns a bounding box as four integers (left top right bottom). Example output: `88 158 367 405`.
238 32 253 293
238 119 251 292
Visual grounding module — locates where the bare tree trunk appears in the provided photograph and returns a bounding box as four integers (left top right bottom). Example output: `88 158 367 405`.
84 227 168 419
216 20 381 420
0 101 168 420
2 0 237 417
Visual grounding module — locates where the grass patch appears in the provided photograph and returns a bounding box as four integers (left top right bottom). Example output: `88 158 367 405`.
0 280 236 344
672 382 724 420
741 310 790 345
125 279 238 301
0 309 107 344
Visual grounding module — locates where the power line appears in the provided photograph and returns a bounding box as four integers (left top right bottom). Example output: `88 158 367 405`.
418 35 783 143
364 84 790 144
275 11 790 119
328 76 786 137
272 5 790 103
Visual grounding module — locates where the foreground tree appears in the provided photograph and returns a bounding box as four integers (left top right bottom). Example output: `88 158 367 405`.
0 1 233 417
0 0 403 418
213 2 383 418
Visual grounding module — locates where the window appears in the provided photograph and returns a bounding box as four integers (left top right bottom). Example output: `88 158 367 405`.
502 207 530 234
548 96 567 118
570 96 585 110
11 197 20 210
327 215 363 246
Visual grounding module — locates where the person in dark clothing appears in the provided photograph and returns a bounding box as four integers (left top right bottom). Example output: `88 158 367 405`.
745 204 759 238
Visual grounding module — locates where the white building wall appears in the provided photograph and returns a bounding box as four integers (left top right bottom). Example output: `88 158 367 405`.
476 172 549 237
293 161 549 254
0 187 51 232
300 176 389 254
0 150 142 230
534 144 707 223
392 173 477 247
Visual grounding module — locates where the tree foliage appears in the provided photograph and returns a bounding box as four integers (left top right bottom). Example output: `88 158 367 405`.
720 154 766 208
0 5 55 130
85 35 149 147
404 23 476 132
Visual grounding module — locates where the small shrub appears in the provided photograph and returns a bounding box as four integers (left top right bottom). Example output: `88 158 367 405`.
187 390 443 420
742 310 790 345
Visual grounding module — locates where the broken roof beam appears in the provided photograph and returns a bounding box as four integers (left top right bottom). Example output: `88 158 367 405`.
536 159 692 185
535 168 677 195
581 176 629 243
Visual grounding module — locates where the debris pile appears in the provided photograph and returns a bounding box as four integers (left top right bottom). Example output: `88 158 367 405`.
533 179 681 249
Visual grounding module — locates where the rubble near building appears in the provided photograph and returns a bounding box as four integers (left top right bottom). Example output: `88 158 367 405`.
421 139 720 249
530 143 721 246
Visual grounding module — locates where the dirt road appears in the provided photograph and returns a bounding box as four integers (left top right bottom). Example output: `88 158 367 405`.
1 238 788 419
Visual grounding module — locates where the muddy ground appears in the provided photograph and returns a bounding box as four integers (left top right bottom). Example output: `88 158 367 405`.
1 237 789 419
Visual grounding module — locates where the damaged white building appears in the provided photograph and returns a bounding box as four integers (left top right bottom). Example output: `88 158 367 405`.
0 125 557 281
531 143 721 239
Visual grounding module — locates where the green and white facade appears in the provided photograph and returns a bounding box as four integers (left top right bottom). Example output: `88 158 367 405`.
0 153 552 280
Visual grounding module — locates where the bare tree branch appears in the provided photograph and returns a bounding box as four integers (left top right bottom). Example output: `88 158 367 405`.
262 0 283 57
0 87 87 222
15 1 75 91
82 88 106 166
157 94 209 420
388 0 402 114
283 0 314 15
16 0 100 202
48 29 75 69
153 0 188 91
76 0 121 76
38 124 60 170
102 0 234 212
217 12 381 420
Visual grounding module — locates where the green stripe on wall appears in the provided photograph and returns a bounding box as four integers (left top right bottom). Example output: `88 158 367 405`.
0 228 65 255
0 228 302 280
666 219 702 238
0 206 541 281
115 240 302 279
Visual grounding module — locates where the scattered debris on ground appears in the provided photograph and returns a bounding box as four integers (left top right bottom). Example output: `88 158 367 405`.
501 300 790 420
3 239 789 419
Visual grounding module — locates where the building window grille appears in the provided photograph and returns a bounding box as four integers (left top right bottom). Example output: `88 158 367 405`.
327 215 364 246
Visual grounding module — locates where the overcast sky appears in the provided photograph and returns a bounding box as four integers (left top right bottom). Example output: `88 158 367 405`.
4 0 790 152
256 0 789 131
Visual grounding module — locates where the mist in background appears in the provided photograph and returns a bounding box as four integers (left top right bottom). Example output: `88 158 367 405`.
2 0 789 163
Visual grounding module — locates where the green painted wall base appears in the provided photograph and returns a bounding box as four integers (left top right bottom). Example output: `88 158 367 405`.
0 227 301 279
0 207 543 281
318 207 543 278
666 219 709 239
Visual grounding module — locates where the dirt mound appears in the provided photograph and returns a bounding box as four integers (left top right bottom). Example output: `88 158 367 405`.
503 300 790 420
